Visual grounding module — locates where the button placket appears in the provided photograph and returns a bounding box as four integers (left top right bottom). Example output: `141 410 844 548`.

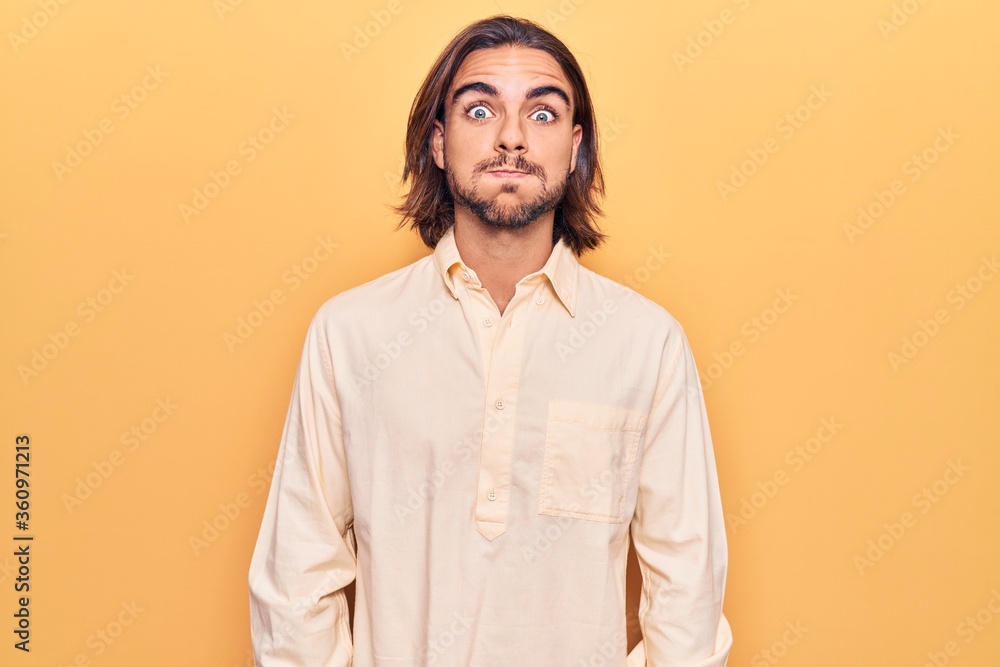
473 288 530 542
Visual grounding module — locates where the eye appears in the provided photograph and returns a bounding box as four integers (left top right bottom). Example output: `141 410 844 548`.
465 104 493 121
530 108 558 123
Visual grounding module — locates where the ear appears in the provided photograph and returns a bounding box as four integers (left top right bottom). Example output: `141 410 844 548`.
569 123 583 174
431 119 445 170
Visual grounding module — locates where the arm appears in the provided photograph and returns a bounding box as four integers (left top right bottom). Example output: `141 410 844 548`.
628 326 732 666
248 311 356 666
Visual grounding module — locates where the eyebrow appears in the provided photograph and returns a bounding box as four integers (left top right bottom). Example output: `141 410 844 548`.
450 81 571 111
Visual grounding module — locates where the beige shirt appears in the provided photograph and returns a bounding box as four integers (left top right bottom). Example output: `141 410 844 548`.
248 225 732 666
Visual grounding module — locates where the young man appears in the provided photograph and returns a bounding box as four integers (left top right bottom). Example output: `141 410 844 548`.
249 15 732 667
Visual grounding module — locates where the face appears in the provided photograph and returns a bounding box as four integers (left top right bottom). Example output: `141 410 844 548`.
431 46 583 231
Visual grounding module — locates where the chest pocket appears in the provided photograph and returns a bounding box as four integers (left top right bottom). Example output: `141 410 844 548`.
538 400 646 523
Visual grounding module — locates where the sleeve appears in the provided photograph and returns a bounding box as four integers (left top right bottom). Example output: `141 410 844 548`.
248 310 357 666
626 325 733 666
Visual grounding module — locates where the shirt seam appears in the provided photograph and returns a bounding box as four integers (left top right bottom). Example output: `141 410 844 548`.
314 314 353 530
644 332 684 456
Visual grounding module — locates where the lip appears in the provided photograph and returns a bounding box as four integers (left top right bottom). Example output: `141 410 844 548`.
487 170 531 178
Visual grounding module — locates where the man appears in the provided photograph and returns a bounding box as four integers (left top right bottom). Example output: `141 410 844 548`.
249 14 732 666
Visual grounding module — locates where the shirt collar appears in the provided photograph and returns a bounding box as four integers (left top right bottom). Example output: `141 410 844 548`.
432 224 579 318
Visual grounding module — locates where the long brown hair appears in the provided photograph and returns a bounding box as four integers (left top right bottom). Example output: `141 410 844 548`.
392 15 607 257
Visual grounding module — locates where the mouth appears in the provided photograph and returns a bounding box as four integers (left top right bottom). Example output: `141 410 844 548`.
487 170 531 178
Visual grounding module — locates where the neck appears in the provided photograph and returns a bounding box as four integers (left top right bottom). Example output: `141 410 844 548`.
452 207 556 314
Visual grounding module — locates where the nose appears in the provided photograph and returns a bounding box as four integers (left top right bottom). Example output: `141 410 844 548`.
494 113 527 156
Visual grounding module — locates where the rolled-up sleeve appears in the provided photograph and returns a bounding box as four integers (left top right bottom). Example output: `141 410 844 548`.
248 310 356 666
628 326 732 666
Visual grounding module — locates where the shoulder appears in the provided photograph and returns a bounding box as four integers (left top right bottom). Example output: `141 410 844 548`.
311 253 438 326
577 263 688 343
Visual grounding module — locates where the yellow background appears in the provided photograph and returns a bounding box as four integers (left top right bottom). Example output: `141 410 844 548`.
2 0 998 665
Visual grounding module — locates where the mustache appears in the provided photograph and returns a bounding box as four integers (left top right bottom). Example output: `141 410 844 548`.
479 156 540 176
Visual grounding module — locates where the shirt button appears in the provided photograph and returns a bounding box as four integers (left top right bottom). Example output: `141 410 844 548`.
483 318 493 327
535 295 544 305
462 271 470 281
495 399 505 410
487 489 497 501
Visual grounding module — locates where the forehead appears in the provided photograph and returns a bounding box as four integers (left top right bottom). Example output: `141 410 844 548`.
451 46 572 99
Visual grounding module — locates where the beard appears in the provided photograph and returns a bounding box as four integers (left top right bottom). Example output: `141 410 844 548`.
445 156 569 230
